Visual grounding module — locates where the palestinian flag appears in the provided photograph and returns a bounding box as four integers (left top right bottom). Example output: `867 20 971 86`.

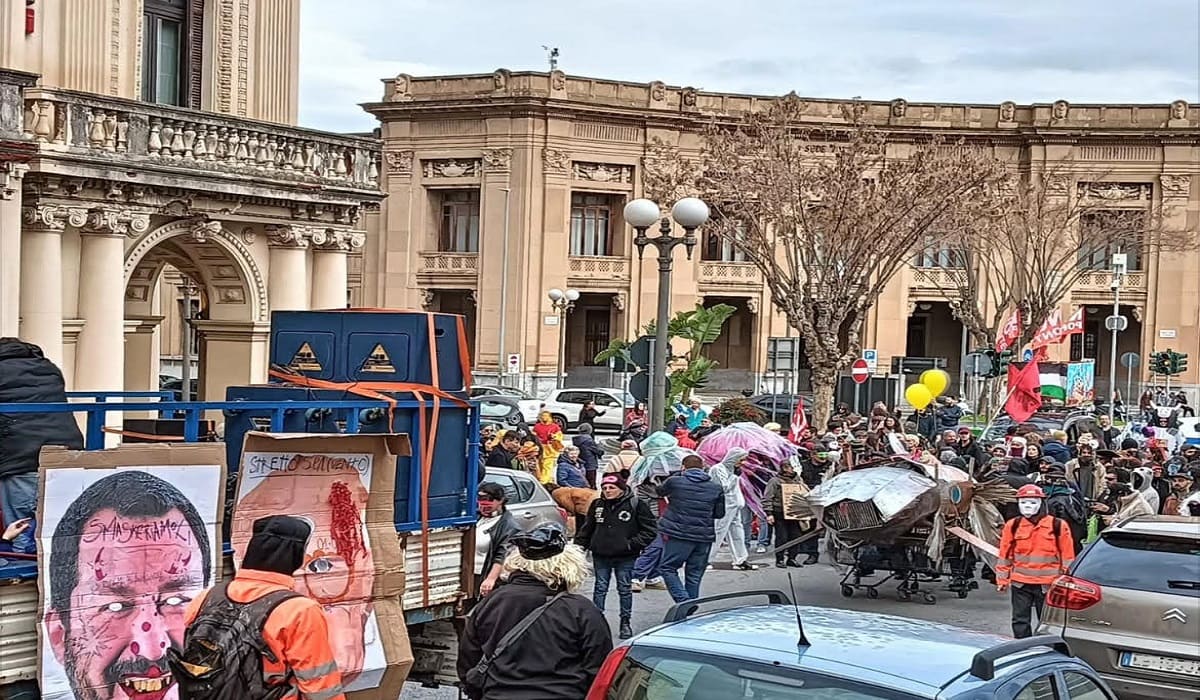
1039 363 1067 402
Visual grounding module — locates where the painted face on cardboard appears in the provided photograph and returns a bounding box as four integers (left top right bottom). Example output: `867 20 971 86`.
233 455 375 684
48 507 206 700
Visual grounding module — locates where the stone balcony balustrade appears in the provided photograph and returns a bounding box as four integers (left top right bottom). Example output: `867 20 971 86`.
567 255 630 287
21 87 380 195
418 251 479 282
697 261 762 289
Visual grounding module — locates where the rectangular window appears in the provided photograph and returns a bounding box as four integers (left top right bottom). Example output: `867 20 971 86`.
702 223 747 262
1078 211 1145 271
142 0 202 107
570 193 612 256
438 190 480 252
913 243 964 268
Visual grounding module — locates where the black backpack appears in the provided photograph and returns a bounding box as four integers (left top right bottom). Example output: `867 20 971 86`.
168 582 301 700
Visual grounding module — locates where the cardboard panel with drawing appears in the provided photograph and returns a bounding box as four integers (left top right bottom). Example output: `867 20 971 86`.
231 432 413 699
36 443 227 700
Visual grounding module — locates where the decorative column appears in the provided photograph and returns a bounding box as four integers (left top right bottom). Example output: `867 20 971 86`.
0 162 27 336
193 320 272 401
75 208 149 444
19 204 68 365
265 224 311 311
310 229 363 309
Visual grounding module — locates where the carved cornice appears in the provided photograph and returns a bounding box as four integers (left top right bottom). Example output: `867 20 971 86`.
542 148 569 174
80 206 152 237
422 158 480 178
22 203 68 231
310 228 365 252
385 150 413 174
1160 174 1191 199
188 217 223 243
264 223 311 248
482 147 513 172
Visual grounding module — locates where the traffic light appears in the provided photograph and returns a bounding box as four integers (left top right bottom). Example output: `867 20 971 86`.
1149 351 1170 376
1167 350 1189 375
980 348 1016 378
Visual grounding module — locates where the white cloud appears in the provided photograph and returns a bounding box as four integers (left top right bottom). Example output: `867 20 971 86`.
297 0 1200 133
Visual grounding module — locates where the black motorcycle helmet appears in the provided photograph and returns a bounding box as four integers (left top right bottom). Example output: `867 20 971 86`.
510 522 567 561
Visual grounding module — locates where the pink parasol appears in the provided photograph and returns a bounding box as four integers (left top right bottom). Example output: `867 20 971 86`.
697 422 799 467
697 422 800 519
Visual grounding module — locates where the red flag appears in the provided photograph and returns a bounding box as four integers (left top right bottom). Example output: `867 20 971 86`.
787 396 808 444
1005 359 1043 423
996 308 1021 353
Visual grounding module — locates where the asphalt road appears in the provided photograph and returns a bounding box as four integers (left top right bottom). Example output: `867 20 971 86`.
399 546 1011 699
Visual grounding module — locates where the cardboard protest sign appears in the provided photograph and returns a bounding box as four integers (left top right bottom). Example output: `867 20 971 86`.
36 443 226 700
781 482 814 522
232 432 413 699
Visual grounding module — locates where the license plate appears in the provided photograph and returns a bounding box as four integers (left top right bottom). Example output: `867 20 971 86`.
1120 652 1200 677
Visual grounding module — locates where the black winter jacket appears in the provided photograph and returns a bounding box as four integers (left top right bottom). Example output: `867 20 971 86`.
655 469 725 542
572 433 604 473
458 573 613 700
937 405 964 428
576 488 657 559
0 339 84 479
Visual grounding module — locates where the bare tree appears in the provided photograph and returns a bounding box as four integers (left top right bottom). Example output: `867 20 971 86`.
913 170 1178 350
700 96 1003 429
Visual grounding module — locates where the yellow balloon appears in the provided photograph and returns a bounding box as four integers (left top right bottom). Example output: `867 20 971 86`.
905 383 934 410
920 368 951 397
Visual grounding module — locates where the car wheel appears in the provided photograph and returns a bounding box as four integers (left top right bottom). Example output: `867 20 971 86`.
552 415 568 432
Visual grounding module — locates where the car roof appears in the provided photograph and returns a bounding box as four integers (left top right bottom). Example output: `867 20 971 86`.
1106 515 1200 540
634 605 1051 695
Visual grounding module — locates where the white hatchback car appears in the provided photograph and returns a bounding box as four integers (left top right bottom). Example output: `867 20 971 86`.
540 387 634 433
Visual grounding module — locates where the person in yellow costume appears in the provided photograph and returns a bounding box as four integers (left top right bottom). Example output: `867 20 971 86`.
532 411 565 484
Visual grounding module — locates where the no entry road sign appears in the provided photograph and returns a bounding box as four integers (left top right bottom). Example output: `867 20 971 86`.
851 359 870 384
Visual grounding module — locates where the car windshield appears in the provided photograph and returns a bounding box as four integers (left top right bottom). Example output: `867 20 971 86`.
479 401 513 418
609 647 920 700
1073 532 1200 598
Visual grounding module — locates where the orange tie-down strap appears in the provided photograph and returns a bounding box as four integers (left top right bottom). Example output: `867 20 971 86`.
268 311 472 606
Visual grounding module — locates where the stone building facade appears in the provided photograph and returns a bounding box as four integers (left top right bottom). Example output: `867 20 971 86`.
0 1 381 424
364 70 1199 399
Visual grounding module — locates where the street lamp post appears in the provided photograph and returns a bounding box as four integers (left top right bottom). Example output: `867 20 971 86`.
1107 253 1126 423
624 197 710 433
548 287 579 390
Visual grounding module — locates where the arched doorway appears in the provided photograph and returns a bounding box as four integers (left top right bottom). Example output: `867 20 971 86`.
123 219 268 402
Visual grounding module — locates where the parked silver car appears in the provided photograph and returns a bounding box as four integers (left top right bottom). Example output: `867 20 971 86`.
474 467 568 575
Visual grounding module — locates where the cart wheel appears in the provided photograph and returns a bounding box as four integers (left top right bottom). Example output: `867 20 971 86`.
923 592 938 605
840 585 854 598
897 589 911 602
956 589 969 599
866 588 879 599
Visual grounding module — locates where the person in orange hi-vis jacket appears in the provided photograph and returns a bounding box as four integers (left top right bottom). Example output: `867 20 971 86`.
172 515 346 700
996 484 1076 639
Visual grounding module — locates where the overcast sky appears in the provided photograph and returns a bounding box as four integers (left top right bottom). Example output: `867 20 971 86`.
298 0 1200 133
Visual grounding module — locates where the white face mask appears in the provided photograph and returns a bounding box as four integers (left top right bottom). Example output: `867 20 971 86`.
1018 498 1042 518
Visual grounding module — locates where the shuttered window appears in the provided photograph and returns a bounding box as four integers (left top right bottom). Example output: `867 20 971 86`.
142 0 204 108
